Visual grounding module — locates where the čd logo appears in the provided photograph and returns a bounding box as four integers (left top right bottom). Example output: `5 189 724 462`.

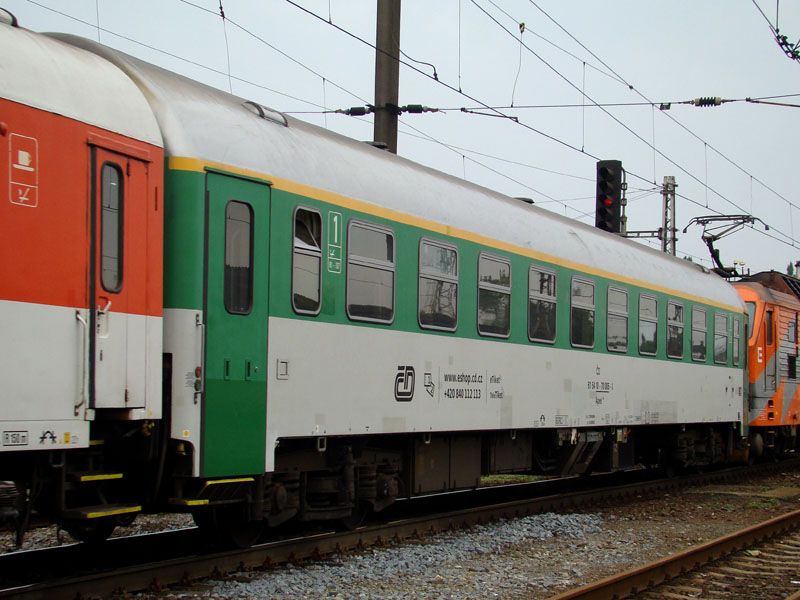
394 365 415 401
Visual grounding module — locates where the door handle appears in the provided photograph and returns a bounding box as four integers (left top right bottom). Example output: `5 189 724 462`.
97 297 112 315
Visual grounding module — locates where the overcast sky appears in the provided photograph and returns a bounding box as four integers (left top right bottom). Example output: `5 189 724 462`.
6 0 800 274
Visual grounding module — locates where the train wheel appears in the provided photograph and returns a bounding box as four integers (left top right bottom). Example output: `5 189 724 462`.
62 518 116 544
194 506 264 548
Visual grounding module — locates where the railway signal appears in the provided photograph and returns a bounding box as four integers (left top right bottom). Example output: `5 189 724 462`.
595 160 623 233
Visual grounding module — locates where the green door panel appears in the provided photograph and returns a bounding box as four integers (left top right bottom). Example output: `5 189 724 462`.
202 172 269 477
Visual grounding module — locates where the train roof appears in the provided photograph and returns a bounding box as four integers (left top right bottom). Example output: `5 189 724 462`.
55 33 742 312
0 23 161 146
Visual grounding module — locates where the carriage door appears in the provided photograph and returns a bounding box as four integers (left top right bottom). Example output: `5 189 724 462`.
91 146 149 409
202 172 270 477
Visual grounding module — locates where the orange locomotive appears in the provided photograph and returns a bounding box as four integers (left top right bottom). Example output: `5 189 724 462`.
734 271 800 456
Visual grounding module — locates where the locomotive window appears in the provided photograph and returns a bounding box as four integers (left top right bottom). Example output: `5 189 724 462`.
745 302 756 341
607 287 628 353
347 222 395 323
570 278 595 348
692 306 707 362
733 317 741 366
100 163 123 293
667 301 684 359
529 266 556 343
766 310 774 346
638 295 658 356
714 313 729 364
478 253 511 337
419 239 458 331
292 208 322 315
224 201 253 315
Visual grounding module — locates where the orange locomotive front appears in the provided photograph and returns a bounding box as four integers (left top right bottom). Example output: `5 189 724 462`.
734 271 800 456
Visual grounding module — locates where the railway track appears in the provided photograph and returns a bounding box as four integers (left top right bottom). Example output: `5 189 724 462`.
552 504 800 599
1 460 796 599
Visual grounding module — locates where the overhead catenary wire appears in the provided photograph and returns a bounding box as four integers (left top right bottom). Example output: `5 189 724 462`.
472 0 800 249
284 0 800 250
28 0 595 219
25 0 339 111
471 0 756 216
525 0 800 215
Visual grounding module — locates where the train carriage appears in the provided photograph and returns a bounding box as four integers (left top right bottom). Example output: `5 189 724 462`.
0 17 751 545
0 22 164 538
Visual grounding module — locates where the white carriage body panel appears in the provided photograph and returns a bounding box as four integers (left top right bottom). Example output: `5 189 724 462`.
92 312 162 413
164 308 204 475
264 317 743 471
1 26 161 145
0 301 90 451
0 300 163 452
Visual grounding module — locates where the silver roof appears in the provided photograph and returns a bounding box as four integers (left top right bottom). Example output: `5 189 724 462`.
57 34 741 310
0 24 161 146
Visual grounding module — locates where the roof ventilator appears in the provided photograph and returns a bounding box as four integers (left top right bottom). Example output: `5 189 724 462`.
243 101 287 127
0 9 19 27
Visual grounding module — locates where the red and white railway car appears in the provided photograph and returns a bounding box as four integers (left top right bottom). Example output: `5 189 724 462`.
0 22 164 486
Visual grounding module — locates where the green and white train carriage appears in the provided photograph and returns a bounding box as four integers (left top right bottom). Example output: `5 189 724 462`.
68 37 747 536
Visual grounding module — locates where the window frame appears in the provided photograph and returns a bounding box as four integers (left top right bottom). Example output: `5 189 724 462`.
346 220 396 324
528 264 557 344
223 199 255 316
666 300 685 359
714 312 729 365
418 237 459 332
733 316 741 366
100 161 124 294
291 206 323 316
477 252 512 338
570 276 596 349
606 286 628 353
691 306 708 362
638 294 658 356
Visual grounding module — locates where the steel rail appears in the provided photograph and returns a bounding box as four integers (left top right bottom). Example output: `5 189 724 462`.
549 508 800 599
2 459 798 599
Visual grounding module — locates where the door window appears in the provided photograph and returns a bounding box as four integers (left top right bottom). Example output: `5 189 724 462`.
224 201 253 315
100 163 123 292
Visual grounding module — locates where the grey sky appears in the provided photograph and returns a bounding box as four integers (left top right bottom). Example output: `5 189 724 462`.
5 0 799 273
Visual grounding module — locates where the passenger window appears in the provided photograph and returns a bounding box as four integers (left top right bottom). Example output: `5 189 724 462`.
529 266 556 343
419 239 458 330
570 278 595 348
667 301 684 359
347 222 395 323
607 287 628 352
638 295 658 355
292 208 322 315
100 163 123 292
478 254 511 337
733 317 741 366
692 307 707 361
224 201 253 315
714 313 729 364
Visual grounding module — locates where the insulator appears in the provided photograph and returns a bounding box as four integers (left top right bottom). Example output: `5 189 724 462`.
346 106 369 117
403 104 424 114
692 96 722 107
